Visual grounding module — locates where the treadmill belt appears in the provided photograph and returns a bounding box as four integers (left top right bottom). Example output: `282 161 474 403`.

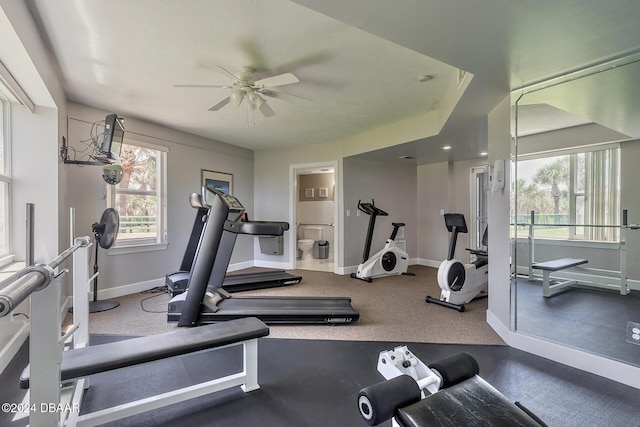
169 295 359 325
223 270 302 292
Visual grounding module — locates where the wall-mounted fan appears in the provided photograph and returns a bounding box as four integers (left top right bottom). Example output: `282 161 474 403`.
89 208 120 313
175 66 311 118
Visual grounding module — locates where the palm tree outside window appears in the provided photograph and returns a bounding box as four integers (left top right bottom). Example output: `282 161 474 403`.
107 140 168 247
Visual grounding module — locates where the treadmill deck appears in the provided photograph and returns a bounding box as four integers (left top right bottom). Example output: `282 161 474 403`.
168 293 359 325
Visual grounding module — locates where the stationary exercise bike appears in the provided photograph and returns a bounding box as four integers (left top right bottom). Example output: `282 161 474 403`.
351 200 414 282
426 213 488 312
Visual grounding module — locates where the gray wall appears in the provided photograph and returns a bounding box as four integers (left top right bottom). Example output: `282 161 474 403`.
486 95 512 331
253 141 343 266
0 0 67 371
64 103 254 294
253 143 420 271
417 158 488 265
417 162 450 264
620 139 640 280
342 157 417 268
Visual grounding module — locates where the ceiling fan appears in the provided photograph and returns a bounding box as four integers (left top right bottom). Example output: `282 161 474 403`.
175 66 310 117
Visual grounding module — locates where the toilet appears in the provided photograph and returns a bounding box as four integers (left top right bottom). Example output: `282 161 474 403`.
298 226 323 260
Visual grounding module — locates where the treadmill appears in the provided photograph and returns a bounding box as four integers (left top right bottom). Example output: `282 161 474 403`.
167 188 359 326
166 193 302 296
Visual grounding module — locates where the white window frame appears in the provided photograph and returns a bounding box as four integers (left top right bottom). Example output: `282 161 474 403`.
0 92 13 267
106 138 168 255
568 153 584 239
517 143 620 243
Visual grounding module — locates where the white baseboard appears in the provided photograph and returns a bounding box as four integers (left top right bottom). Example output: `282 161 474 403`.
416 258 440 268
229 260 259 272
92 260 276 300
487 309 640 390
343 265 358 275
96 277 165 300
335 266 347 275
0 321 29 374
90 258 438 300
253 260 291 270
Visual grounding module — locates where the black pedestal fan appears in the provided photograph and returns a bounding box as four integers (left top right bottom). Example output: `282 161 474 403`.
89 208 120 313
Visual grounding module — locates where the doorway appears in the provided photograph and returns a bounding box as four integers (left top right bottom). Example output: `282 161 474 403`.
470 165 489 252
289 162 339 273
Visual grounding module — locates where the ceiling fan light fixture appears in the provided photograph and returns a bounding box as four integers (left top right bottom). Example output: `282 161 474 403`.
246 89 259 104
247 91 266 110
254 94 266 108
230 88 244 106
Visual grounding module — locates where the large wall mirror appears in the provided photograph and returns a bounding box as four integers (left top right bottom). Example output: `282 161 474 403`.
511 54 640 368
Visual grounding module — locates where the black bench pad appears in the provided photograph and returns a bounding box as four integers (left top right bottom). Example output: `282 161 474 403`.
532 258 588 271
20 317 268 389
396 375 543 427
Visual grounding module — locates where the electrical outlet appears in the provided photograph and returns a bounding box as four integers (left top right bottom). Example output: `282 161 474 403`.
626 321 640 345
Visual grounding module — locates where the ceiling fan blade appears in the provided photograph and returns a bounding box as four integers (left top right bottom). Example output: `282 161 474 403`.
260 89 312 103
259 102 276 118
254 73 299 88
174 84 232 89
209 96 231 111
215 65 241 81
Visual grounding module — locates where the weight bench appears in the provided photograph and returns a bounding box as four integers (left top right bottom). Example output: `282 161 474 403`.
20 317 269 426
531 258 588 297
358 351 546 426
389 375 544 426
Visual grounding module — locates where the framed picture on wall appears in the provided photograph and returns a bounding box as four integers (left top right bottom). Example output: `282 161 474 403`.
319 188 328 198
305 188 314 198
202 170 233 204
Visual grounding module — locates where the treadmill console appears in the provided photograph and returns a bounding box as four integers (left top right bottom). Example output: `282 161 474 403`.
219 192 244 211
206 187 245 212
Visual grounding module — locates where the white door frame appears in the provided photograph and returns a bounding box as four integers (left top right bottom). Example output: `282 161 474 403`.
470 164 489 253
288 161 340 273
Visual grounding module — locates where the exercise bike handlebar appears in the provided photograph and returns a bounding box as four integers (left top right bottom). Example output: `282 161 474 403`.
357 199 389 217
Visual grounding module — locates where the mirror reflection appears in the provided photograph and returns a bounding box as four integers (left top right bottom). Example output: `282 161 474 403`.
512 55 640 368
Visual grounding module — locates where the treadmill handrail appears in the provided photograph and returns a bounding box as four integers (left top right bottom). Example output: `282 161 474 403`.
224 220 290 236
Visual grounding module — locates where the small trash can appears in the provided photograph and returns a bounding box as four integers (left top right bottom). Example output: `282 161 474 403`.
318 240 329 259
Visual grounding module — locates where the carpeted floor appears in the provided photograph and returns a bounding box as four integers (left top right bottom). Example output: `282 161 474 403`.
6 266 640 426
82 265 505 345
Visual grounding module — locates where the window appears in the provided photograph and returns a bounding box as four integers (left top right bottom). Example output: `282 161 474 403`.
107 139 167 249
0 95 11 266
515 145 620 242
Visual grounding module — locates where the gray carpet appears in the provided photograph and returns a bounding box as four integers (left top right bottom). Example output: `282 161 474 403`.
82 266 505 345
4 267 640 426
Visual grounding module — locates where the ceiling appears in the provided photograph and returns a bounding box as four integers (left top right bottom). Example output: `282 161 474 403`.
27 0 640 165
